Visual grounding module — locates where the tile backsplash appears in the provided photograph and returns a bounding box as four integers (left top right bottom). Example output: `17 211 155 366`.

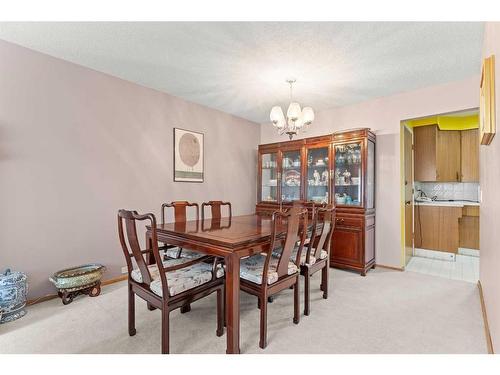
414 181 480 202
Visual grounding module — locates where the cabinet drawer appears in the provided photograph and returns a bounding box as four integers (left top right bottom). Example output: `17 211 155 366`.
462 206 479 217
335 216 363 229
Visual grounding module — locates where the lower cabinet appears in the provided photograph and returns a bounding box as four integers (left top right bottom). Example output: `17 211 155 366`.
414 205 465 253
459 205 480 250
330 213 375 276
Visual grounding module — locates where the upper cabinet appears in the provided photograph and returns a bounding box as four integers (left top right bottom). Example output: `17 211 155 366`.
256 129 375 209
461 129 479 182
435 129 461 182
414 125 438 182
414 125 478 182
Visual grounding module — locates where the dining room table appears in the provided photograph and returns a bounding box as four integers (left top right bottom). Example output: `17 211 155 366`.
145 212 306 354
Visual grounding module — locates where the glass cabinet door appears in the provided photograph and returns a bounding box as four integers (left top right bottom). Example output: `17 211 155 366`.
306 146 330 204
261 152 278 202
281 149 302 202
334 142 362 206
366 140 375 209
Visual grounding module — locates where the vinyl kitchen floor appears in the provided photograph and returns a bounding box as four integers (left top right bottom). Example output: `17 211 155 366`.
406 254 479 283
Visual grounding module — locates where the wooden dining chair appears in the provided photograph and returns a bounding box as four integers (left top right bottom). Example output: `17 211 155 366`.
239 206 308 349
201 201 232 220
117 209 225 354
300 204 336 315
160 201 203 260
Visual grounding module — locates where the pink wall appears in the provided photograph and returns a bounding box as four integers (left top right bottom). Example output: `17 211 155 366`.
480 22 500 353
0 40 260 299
261 76 479 268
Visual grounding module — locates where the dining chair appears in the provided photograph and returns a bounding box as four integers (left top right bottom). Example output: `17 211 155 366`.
300 204 336 315
201 200 232 220
239 206 308 349
160 201 203 260
117 209 225 354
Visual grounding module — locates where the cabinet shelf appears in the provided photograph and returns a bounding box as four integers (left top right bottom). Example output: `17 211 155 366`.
308 164 328 168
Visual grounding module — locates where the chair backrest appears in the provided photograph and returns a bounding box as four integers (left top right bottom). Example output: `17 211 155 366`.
307 204 336 262
161 201 199 224
117 210 160 285
263 206 308 283
201 201 232 220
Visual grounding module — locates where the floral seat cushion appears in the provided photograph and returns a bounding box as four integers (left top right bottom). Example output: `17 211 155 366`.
272 246 328 265
240 254 298 285
131 259 224 297
164 247 204 260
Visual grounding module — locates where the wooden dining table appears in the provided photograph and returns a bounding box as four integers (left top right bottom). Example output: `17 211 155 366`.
145 213 290 354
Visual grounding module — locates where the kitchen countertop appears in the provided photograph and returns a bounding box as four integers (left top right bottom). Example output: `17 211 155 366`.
414 200 480 207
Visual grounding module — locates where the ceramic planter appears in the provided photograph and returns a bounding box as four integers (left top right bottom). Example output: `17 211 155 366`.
49 264 106 305
0 269 28 324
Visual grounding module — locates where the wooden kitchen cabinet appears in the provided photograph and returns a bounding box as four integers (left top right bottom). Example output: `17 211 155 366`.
436 129 461 181
414 205 462 253
461 129 479 182
414 125 465 182
414 125 437 181
459 205 480 249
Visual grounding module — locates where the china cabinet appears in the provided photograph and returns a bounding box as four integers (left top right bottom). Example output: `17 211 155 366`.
256 129 376 275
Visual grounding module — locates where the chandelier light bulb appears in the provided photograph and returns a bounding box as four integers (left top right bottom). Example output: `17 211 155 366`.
302 107 315 125
295 111 304 129
276 117 286 130
287 102 301 121
270 106 285 126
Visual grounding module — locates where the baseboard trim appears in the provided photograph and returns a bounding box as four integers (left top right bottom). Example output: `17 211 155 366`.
101 274 128 286
27 274 128 306
375 264 404 272
26 294 58 306
478 280 494 354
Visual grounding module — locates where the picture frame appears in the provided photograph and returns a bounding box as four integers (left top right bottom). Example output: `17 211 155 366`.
174 128 204 182
480 55 496 145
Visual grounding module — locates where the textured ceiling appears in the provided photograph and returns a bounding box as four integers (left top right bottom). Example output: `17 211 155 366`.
0 22 484 123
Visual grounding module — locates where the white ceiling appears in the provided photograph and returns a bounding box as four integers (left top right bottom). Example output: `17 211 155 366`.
0 22 484 123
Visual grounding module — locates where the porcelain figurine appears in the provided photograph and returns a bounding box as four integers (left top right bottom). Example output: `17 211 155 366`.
313 170 321 186
335 169 341 185
322 170 329 185
343 169 351 184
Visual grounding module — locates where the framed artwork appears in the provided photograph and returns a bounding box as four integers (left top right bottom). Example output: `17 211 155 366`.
480 55 496 145
174 128 204 182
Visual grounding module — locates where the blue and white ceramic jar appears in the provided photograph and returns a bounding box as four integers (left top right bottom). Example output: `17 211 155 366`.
0 269 28 324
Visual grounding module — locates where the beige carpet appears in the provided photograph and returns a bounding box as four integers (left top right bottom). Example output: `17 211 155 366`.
0 268 487 354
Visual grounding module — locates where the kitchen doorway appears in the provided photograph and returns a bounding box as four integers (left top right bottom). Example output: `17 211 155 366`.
401 109 480 283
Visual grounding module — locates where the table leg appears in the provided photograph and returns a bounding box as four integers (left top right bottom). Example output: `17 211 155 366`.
225 253 240 354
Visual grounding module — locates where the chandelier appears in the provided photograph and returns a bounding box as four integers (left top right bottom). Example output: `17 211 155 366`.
270 79 314 140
